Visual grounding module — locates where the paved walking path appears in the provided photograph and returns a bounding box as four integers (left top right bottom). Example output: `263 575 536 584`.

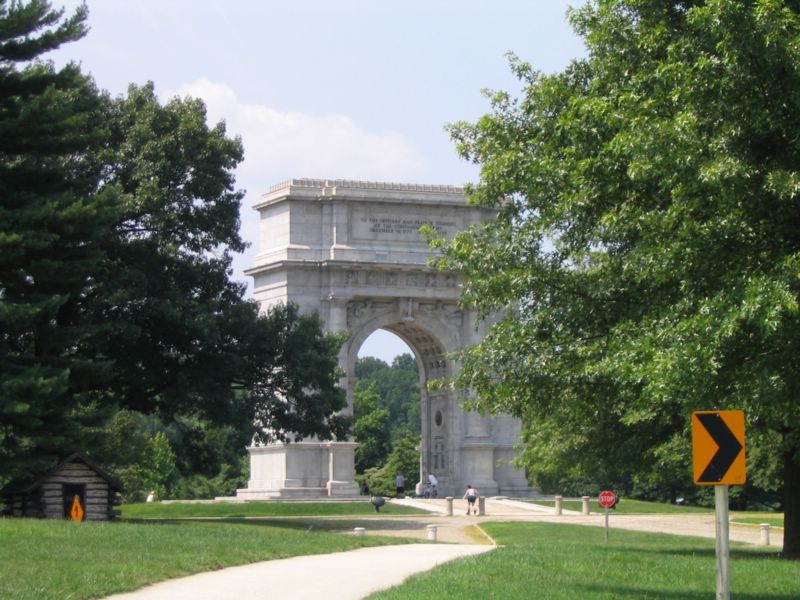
102 497 783 600
103 543 493 600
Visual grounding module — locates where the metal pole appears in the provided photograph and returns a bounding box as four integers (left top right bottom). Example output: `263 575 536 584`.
604 506 609 544
714 485 730 600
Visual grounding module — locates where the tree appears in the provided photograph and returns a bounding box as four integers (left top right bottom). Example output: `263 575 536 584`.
111 431 177 502
355 353 420 440
435 0 800 556
1 1 348 488
353 383 391 472
93 84 348 444
0 0 115 485
91 409 250 500
355 356 389 380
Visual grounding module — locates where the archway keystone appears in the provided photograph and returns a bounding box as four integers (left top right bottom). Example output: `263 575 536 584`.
236 179 531 498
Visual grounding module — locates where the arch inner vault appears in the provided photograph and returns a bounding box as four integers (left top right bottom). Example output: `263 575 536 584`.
236 179 531 498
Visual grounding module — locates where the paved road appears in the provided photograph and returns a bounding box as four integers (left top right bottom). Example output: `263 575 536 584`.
101 497 782 599
391 497 783 547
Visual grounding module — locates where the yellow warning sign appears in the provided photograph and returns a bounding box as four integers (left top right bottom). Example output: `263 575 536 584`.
69 495 85 521
692 411 746 485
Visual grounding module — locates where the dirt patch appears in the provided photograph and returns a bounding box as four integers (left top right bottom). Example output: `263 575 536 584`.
337 517 494 545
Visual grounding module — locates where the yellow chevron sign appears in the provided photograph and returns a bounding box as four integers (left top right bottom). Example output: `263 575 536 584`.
692 411 746 486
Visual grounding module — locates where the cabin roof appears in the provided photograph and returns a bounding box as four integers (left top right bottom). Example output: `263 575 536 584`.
1 453 124 495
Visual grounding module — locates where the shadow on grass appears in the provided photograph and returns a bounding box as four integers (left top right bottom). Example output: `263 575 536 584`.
123 517 430 536
571 584 795 599
605 543 782 561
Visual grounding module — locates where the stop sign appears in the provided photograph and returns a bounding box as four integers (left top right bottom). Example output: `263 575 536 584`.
599 490 617 508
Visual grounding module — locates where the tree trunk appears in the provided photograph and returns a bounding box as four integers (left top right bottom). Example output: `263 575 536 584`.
783 449 800 557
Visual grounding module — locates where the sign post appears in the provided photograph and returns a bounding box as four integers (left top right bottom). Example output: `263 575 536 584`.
598 490 617 544
714 485 730 599
692 411 745 600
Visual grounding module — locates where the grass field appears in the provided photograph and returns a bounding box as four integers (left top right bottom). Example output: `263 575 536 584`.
0 517 407 600
121 500 427 519
528 498 713 514
732 516 785 528
368 522 800 599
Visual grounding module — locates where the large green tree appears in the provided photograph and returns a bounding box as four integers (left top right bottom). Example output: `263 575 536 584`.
436 0 800 556
0 1 347 488
0 0 114 482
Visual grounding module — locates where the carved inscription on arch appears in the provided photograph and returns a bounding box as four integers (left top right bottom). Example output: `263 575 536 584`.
351 207 461 242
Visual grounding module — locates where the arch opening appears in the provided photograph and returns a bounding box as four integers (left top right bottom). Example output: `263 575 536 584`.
347 317 453 495
358 329 411 364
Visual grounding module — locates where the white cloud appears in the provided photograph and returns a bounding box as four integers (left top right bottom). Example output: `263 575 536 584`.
165 78 426 183
162 78 428 291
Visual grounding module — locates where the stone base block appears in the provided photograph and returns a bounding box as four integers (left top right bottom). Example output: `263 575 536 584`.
237 441 359 500
327 480 361 497
235 486 329 500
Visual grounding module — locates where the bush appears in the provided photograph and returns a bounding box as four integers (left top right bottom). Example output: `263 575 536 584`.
171 461 248 500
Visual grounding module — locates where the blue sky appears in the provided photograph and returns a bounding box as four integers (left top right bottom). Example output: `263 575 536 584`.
51 1 585 362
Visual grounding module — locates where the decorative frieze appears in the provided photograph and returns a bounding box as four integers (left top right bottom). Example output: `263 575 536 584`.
418 302 464 330
346 300 395 327
345 298 462 339
336 269 458 289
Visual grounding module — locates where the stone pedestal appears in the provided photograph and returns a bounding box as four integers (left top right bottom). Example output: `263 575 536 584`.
237 441 359 499
460 443 499 496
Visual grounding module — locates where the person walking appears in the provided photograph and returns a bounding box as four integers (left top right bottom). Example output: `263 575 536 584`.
463 484 479 515
427 473 438 498
395 473 405 498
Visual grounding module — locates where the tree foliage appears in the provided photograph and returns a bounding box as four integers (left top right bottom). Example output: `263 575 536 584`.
0 1 347 490
353 383 391 473
93 409 249 501
353 353 421 484
355 353 420 441
436 0 800 556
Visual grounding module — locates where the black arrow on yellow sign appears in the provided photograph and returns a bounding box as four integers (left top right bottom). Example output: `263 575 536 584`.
695 412 743 483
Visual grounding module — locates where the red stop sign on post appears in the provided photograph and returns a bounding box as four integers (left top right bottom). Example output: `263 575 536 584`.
599 491 617 508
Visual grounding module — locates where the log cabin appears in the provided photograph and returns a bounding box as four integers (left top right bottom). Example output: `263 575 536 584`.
1 453 123 521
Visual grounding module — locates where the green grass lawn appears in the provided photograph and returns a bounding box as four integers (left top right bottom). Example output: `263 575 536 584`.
368 522 800 599
0 517 408 600
121 499 427 519
732 516 785 528
529 498 713 514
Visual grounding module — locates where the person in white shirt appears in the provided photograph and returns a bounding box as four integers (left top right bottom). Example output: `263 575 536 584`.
395 473 405 497
463 484 478 515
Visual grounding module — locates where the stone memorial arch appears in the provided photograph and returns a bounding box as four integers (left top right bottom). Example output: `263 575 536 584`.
236 179 531 499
